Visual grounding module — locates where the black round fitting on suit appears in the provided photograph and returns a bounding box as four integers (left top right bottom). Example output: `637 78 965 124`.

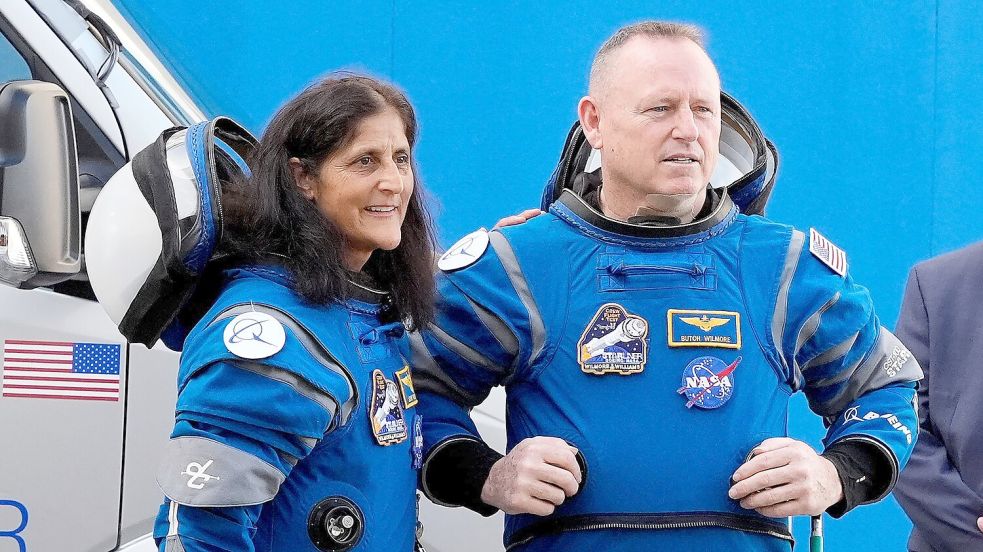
561 440 589 493
574 449 589 492
308 496 364 552
730 447 759 488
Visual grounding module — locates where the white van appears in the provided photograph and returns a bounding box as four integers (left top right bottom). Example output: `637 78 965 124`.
0 1 507 550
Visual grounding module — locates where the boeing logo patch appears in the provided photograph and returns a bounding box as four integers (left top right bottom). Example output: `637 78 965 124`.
369 369 408 446
223 311 286 359
667 309 741 349
677 356 740 409
578 303 649 375
843 406 912 444
437 229 489 271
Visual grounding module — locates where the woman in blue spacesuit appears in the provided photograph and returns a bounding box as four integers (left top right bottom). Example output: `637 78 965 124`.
152 75 437 552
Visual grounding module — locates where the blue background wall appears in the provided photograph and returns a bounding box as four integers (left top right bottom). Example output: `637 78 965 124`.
113 1 983 548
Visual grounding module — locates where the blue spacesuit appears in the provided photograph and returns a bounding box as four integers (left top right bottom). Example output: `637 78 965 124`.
413 188 922 550
153 266 421 552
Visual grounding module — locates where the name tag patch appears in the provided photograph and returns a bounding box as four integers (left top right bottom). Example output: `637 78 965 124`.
667 309 741 349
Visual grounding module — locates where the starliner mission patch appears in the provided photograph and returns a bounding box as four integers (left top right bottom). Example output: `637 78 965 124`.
578 303 649 375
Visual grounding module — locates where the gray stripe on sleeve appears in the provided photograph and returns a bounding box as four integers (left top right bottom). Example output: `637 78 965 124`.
800 331 860 375
791 291 842 378
233 360 337 433
281 452 300 468
429 324 508 377
771 230 806 371
163 504 188 552
806 349 866 403
812 357 862 393
876 330 923 383
209 303 358 426
157 436 286 507
488 231 546 366
297 436 319 450
167 500 180 537
163 537 186 552
466 295 520 357
821 327 923 414
409 331 485 407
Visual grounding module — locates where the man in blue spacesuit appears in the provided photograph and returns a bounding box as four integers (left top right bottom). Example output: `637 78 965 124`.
412 21 922 550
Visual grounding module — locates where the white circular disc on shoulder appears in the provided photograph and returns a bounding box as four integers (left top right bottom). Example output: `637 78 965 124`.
223 311 286 359
438 229 490 272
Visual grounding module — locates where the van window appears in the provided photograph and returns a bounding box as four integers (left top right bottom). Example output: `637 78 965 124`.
0 30 31 82
1 21 123 300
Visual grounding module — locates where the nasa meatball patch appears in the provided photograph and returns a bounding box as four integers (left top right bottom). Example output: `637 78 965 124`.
677 355 741 409
578 303 649 375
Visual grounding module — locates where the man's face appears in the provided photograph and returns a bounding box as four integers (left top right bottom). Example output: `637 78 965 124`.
586 37 721 200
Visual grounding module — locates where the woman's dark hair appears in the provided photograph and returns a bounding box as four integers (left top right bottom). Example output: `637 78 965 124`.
220 74 437 327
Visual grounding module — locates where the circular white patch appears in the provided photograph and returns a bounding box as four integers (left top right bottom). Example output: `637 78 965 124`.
223 311 286 359
437 229 490 272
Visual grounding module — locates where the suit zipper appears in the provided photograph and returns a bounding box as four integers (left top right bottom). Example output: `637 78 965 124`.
506 517 791 550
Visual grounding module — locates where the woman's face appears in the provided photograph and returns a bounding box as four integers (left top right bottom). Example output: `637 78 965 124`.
295 107 414 271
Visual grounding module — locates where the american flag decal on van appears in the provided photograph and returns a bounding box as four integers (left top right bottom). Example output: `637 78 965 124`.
2 340 121 402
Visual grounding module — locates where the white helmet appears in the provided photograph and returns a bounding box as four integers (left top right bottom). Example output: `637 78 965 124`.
86 117 255 349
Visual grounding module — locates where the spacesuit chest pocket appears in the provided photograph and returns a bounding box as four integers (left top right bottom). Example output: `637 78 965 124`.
598 251 717 292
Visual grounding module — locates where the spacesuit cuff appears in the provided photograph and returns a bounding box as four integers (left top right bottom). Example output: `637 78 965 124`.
422 437 502 516
821 440 892 517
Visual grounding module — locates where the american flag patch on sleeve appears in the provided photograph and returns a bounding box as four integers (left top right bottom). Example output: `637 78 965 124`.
809 228 847 277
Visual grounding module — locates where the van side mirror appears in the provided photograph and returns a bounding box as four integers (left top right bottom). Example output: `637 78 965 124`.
0 80 81 288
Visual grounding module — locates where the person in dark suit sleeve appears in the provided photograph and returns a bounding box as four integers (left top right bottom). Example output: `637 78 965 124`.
894 240 983 551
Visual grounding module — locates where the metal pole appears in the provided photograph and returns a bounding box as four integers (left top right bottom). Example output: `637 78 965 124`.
810 514 824 552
